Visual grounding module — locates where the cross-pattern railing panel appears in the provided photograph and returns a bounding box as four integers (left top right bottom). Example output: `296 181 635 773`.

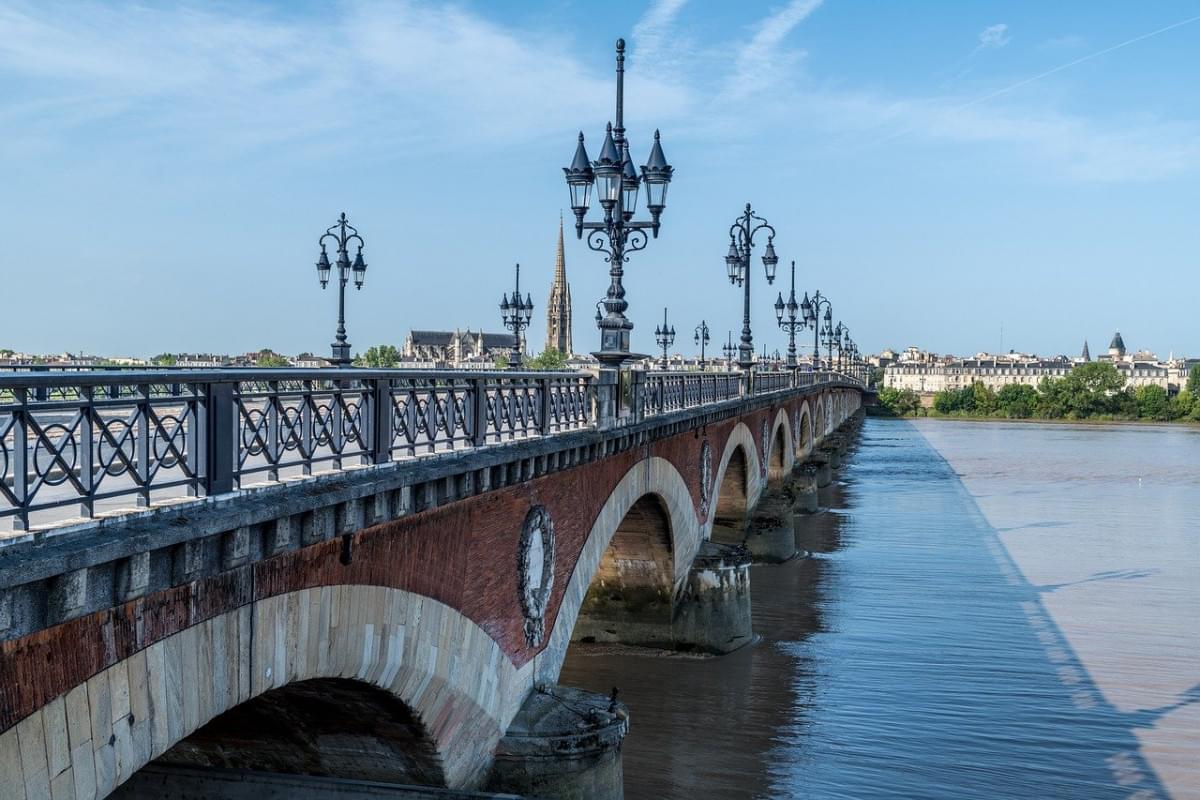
234 378 373 480
0 366 854 530
0 382 205 530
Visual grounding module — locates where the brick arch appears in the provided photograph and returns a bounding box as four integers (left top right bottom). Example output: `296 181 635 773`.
795 400 812 458
767 407 793 485
708 422 763 538
10 587 523 799
813 396 826 442
534 456 702 685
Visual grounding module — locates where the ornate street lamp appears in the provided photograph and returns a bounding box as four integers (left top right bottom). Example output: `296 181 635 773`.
499 262 534 369
800 290 832 369
722 330 737 366
563 39 674 369
774 260 804 370
827 320 846 371
694 320 711 369
725 204 778 370
654 308 676 369
834 324 850 371
315 212 367 366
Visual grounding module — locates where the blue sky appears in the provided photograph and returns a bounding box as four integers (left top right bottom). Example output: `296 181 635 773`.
1 0 1197 360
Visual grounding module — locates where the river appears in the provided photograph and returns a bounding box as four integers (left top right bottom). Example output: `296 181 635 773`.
559 417 1200 799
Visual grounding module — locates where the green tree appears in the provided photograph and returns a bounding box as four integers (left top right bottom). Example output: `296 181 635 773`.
1134 385 1170 420
493 353 510 369
1060 362 1126 418
877 387 920 416
996 383 1038 418
151 353 178 366
1169 390 1195 420
870 366 885 387
526 348 569 371
1187 365 1200 395
354 345 401 368
972 382 998 415
255 349 290 367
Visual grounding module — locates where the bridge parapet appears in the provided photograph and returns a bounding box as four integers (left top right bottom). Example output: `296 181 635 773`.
1 368 862 533
0 369 593 531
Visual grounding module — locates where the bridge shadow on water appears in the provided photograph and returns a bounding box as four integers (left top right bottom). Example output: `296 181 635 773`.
559 418 1172 800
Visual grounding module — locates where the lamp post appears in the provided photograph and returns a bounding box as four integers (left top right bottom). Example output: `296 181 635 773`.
823 319 842 371
694 320 711 369
722 331 737 366
563 39 674 369
315 212 367 366
654 307 676 369
801 290 832 369
499 263 534 369
834 323 849 371
725 204 778 370
774 260 804 370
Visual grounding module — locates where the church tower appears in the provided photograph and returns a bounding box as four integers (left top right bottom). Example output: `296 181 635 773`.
1080 340 1091 361
545 216 573 355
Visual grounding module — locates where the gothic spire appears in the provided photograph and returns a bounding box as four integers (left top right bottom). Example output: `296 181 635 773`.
555 213 567 286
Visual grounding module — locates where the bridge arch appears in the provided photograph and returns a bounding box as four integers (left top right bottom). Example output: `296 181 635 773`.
535 456 702 683
813 397 826 443
766 408 793 486
148 677 446 786
795 401 812 458
23 587 519 798
708 422 762 543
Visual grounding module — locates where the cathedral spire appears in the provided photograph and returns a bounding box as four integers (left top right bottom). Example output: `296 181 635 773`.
554 213 567 285
546 215 574 356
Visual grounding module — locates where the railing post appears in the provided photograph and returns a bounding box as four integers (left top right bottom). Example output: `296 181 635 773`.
595 368 619 429
627 369 647 422
369 377 392 464
539 377 552 436
471 377 488 447
204 380 236 496
11 388 29 530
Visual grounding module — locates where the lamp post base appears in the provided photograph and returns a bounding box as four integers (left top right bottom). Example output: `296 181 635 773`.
329 342 352 367
591 350 649 370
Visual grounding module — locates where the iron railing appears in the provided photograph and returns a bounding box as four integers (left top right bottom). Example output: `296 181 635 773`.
0 369 591 530
0 367 859 530
640 371 742 417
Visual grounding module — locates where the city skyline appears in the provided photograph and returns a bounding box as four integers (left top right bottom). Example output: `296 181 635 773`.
2 1 1198 359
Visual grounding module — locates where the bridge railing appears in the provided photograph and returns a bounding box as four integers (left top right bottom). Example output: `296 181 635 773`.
0 369 592 530
639 371 743 417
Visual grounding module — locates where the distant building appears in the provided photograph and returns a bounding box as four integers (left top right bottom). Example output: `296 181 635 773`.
402 329 517 365
293 352 326 368
545 217 573 356
885 331 1187 394
1105 330 1127 360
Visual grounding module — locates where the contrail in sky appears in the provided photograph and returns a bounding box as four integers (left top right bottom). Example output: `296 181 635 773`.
958 13 1200 111
871 13 1200 147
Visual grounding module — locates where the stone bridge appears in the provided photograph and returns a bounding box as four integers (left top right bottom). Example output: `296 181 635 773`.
0 367 864 799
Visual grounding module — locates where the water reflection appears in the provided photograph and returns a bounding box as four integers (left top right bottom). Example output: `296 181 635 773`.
560 418 1184 799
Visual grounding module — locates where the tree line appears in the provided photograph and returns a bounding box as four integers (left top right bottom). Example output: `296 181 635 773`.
877 362 1200 423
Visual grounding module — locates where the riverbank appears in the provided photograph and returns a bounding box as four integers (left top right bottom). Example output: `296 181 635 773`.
888 413 1200 429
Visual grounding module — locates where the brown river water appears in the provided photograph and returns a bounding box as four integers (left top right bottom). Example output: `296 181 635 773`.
560 417 1200 799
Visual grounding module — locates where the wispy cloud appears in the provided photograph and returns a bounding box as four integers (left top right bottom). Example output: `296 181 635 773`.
977 23 1011 50
725 0 823 97
0 1 689 160
632 0 689 72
